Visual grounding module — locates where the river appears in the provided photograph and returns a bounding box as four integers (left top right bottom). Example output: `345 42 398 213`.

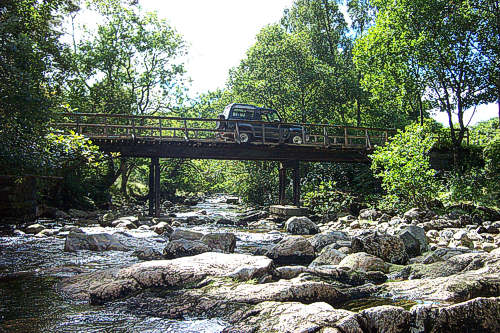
0 196 283 333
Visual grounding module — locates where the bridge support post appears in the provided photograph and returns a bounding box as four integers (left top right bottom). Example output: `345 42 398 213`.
154 157 161 217
278 160 301 206
292 161 300 206
279 163 287 205
148 157 161 217
148 159 155 216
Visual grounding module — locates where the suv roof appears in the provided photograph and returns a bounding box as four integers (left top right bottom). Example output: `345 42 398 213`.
223 103 279 118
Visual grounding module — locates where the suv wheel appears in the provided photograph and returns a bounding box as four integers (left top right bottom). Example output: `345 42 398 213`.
291 135 303 144
239 132 251 143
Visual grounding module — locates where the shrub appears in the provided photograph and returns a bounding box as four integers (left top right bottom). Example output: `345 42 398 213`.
370 121 440 210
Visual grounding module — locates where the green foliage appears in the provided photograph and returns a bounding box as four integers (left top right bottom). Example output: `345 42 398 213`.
371 121 440 210
42 131 112 209
66 1 187 116
0 0 77 175
470 118 500 145
440 168 489 207
303 180 356 217
483 134 500 203
301 162 381 216
355 0 494 147
216 161 278 205
228 24 326 123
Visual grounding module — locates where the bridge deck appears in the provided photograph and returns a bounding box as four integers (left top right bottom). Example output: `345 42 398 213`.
56 113 395 162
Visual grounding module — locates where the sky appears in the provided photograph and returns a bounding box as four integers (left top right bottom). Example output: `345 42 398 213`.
140 0 295 95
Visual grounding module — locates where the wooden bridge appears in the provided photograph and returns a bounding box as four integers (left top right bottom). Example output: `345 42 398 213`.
56 113 395 216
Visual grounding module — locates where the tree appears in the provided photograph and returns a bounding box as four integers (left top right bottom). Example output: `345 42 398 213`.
476 0 500 122
347 0 377 37
356 0 492 149
0 0 78 174
66 1 187 196
67 2 187 116
282 0 361 125
228 25 325 123
354 22 429 127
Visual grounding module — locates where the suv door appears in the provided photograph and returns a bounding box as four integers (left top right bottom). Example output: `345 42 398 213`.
262 111 284 141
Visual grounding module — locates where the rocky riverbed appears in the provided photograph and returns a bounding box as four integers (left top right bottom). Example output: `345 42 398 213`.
1 196 500 332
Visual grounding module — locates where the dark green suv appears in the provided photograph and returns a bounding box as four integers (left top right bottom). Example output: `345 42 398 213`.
216 103 305 144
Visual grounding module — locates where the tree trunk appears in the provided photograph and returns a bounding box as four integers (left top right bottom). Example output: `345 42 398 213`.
418 93 424 126
356 98 361 127
120 157 129 198
497 86 500 124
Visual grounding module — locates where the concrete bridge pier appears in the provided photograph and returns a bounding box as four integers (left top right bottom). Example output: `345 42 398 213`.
148 157 161 217
279 160 300 206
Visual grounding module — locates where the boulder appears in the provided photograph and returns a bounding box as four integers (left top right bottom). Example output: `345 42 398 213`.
422 218 463 231
349 305 412 333
432 247 476 260
266 236 315 265
55 210 70 219
276 266 308 279
308 231 349 252
309 244 346 267
285 216 320 235
403 208 427 222
185 215 212 225
151 222 173 235
68 209 90 219
269 205 306 217
377 213 392 223
169 228 203 241
58 253 275 303
381 258 500 302
25 224 45 234
399 230 421 258
338 215 356 224
133 247 163 260
36 229 58 237
64 232 129 252
411 297 500 332
163 239 211 259
350 221 361 229
450 230 474 249
486 225 499 234
398 226 428 257
59 226 83 233
239 211 269 224
482 243 497 252
200 233 236 253
115 221 137 230
216 218 237 226
338 252 388 273
358 208 381 220
351 231 409 264
225 196 240 204
100 213 115 226
225 297 500 333
224 301 354 333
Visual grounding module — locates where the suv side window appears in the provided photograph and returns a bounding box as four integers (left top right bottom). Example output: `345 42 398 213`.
231 108 254 120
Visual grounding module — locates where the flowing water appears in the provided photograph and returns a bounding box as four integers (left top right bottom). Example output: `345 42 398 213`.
0 196 283 333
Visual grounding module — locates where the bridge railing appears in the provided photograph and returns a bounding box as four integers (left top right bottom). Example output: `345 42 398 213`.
55 113 395 149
